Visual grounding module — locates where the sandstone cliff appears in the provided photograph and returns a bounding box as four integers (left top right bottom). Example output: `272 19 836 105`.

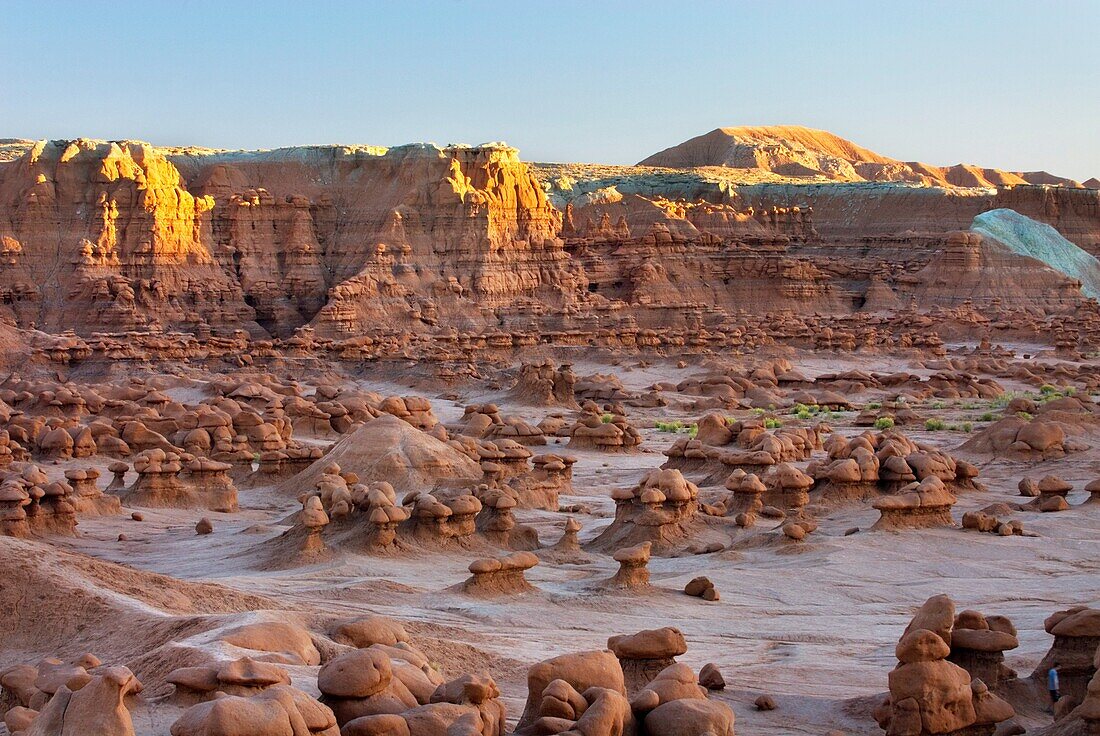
176 142 578 337
0 140 578 337
0 140 254 333
0 130 1098 346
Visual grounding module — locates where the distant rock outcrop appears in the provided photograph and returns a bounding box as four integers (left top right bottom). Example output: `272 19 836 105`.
639 125 1084 189
972 208 1100 299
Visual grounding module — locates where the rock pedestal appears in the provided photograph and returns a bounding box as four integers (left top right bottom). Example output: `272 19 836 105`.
607 627 688 695
462 552 539 596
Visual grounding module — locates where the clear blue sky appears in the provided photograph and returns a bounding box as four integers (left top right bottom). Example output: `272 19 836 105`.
3 1 1098 180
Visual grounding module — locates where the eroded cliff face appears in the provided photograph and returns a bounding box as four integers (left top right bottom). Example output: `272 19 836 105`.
731 183 1100 252
176 143 577 336
1 137 1098 344
560 196 841 320
0 141 578 337
0 140 254 332
895 231 1091 311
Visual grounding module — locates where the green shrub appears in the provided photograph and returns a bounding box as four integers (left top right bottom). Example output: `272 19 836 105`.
978 412 996 422
656 420 684 433
874 417 895 430
960 422 973 432
687 423 698 438
790 403 821 419
1016 411 1033 420
751 407 767 415
992 391 1028 408
792 405 814 420
1035 384 1074 402
764 418 783 429
924 419 946 431
866 401 882 409
601 413 613 423
930 401 947 410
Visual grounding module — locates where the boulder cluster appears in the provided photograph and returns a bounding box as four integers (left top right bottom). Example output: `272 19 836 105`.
874 595 1015 736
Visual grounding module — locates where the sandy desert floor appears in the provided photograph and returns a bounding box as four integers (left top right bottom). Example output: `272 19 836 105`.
2 344 1097 736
